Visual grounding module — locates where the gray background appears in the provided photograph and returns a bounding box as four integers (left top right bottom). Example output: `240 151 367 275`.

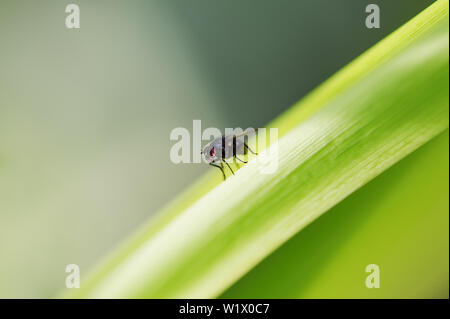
0 0 433 297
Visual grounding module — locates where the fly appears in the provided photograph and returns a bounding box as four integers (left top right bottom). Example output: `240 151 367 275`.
201 128 258 180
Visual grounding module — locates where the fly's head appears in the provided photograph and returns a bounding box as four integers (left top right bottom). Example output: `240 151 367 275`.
201 141 223 163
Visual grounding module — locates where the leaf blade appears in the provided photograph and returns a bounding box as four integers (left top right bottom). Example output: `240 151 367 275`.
70 0 449 298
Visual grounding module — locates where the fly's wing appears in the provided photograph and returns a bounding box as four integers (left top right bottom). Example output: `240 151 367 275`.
230 128 258 155
232 128 258 138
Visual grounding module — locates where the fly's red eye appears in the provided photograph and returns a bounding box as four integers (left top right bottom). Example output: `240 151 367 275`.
210 147 216 157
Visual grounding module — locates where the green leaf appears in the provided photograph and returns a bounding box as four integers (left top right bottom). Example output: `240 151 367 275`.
69 0 449 298
222 130 449 298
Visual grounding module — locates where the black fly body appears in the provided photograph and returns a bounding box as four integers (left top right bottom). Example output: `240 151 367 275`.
201 129 258 180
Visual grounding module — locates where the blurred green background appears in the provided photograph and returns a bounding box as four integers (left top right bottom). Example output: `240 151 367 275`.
0 0 441 298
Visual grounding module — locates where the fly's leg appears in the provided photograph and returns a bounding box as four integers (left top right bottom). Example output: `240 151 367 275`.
231 136 241 169
235 155 247 163
222 159 235 175
233 156 246 170
244 142 258 155
210 161 226 180
233 137 248 164
233 158 241 170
